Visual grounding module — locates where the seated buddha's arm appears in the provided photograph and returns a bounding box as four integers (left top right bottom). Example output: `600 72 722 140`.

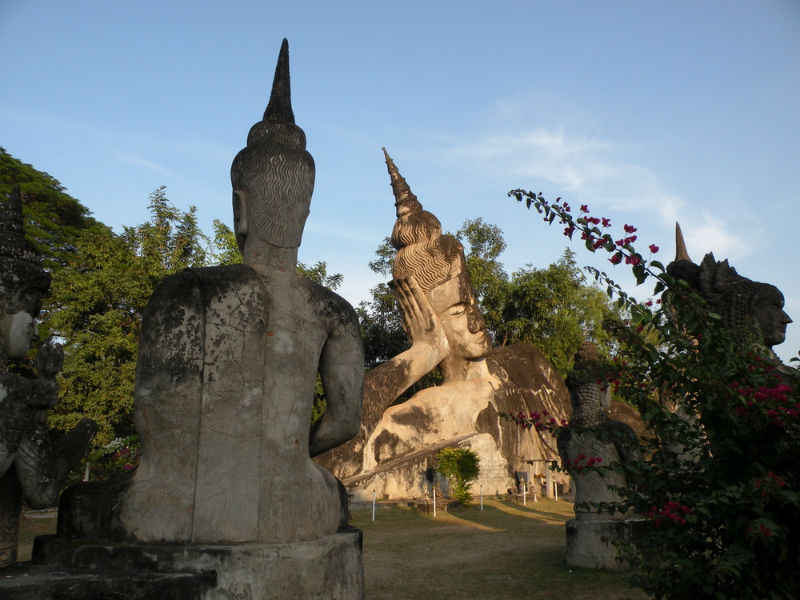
310 294 365 457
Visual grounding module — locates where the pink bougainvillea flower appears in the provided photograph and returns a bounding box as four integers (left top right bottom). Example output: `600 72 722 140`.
609 253 623 265
649 244 659 253
580 204 589 213
601 217 611 228
623 224 637 233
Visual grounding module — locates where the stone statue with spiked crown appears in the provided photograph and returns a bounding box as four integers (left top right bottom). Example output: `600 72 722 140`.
317 150 571 500
667 223 792 365
0 185 96 568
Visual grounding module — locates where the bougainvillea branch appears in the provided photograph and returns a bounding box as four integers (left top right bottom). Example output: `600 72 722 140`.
508 188 799 599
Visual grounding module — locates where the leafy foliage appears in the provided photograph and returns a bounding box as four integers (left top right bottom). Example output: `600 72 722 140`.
43 188 212 448
0 147 101 271
510 189 800 600
436 447 480 503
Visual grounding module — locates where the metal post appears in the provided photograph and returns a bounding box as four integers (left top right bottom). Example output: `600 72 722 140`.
480 484 484 512
371 489 376 522
433 487 437 518
523 481 527 506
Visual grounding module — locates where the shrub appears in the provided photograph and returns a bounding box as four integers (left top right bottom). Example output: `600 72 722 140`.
436 447 480 503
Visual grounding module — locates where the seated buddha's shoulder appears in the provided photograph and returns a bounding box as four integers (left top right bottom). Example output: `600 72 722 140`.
149 265 260 301
297 276 359 330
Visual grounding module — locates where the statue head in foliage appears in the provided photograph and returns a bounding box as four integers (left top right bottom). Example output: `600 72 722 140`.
230 39 315 252
0 185 50 360
667 223 792 350
383 148 490 362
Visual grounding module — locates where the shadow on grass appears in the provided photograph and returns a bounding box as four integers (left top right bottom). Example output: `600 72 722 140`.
352 501 646 600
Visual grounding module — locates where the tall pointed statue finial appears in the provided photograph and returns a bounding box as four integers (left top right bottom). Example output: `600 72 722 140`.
382 147 419 216
263 38 294 124
675 222 692 263
232 39 315 249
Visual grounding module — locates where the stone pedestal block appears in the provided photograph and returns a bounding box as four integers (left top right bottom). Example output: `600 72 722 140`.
1 530 363 600
565 519 634 570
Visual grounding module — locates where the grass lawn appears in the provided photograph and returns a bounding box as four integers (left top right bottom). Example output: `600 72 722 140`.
351 498 647 600
17 498 647 599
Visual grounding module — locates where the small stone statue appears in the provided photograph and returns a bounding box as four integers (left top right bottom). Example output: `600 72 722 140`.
558 341 637 568
318 150 570 499
0 185 96 567
667 223 792 362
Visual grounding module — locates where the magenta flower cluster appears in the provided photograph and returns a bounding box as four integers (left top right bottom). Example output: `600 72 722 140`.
648 501 691 526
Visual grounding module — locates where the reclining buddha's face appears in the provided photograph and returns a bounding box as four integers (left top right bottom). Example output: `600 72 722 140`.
429 275 491 361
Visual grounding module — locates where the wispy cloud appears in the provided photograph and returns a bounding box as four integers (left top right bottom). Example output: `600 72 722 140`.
116 154 179 178
442 125 749 259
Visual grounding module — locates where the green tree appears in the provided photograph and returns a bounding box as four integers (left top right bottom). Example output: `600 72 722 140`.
455 218 509 332
436 447 480 503
495 250 617 374
358 237 408 369
44 188 214 449
0 147 102 271
207 219 242 265
121 186 208 278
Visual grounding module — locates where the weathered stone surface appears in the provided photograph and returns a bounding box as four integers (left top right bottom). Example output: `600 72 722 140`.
0 565 215 600
0 185 96 567
565 519 635 570
10 531 363 600
119 266 354 544
317 150 570 499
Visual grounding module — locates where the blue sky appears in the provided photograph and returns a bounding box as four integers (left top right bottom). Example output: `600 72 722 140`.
1 1 798 361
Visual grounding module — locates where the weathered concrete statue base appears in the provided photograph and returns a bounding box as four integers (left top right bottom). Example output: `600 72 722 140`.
565 520 634 570
0 530 362 600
